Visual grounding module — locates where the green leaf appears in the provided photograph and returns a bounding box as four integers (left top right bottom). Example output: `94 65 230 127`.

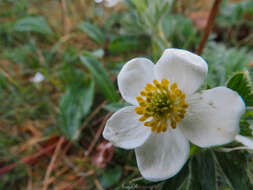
162 14 199 50
163 150 216 190
0 72 8 90
240 120 252 137
103 102 131 112
218 1 253 27
246 94 253 107
227 72 253 106
78 22 105 44
215 151 253 190
244 110 253 120
58 79 94 140
162 164 190 190
99 167 122 189
109 35 150 55
15 16 52 35
131 0 147 12
203 43 251 87
80 55 120 102
188 150 217 190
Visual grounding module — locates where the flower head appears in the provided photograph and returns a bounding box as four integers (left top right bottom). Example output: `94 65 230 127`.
103 49 245 181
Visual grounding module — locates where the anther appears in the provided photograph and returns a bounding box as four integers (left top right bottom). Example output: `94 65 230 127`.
140 90 146 96
139 115 149 122
171 120 177 129
135 107 144 115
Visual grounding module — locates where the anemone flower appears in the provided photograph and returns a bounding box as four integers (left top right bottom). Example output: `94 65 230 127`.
103 49 245 181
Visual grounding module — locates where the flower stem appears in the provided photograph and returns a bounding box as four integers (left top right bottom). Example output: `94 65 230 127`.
196 0 223 55
189 144 200 158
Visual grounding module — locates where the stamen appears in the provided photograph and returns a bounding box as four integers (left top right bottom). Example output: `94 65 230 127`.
135 78 188 133
171 120 177 129
140 90 147 96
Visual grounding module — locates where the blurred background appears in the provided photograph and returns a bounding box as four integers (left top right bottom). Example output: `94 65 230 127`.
0 0 253 189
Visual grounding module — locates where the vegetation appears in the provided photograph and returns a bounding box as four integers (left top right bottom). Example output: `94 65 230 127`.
0 0 253 189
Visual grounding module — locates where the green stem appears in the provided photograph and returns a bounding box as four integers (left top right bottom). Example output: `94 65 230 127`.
189 145 201 158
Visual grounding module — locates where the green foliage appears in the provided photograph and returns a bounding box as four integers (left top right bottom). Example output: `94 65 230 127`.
58 78 94 140
80 55 120 102
0 0 28 17
103 102 130 112
0 22 15 46
3 42 39 68
188 150 216 190
122 0 173 58
218 0 253 27
162 150 216 190
1 0 253 188
0 78 52 124
163 150 253 190
244 110 253 121
203 43 252 87
128 0 172 30
14 16 52 35
162 164 189 190
0 73 8 90
227 72 253 106
240 120 252 137
79 21 105 44
162 14 200 50
215 151 253 190
216 0 253 46
98 167 122 188
122 0 200 59
109 35 150 55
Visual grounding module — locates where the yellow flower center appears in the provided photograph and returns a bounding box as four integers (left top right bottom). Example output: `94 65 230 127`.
135 79 188 133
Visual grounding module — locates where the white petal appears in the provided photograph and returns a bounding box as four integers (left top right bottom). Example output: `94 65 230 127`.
180 87 245 147
235 135 253 149
118 58 154 105
104 0 120 7
30 72 45 83
154 48 208 94
135 128 189 182
103 106 151 149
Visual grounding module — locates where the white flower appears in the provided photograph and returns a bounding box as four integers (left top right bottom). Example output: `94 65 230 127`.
95 0 122 7
30 72 45 83
103 48 245 181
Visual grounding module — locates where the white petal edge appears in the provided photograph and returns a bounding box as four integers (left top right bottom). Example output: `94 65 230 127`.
118 58 154 105
235 135 253 149
180 87 246 148
104 0 121 7
154 48 208 95
135 127 189 182
103 106 151 149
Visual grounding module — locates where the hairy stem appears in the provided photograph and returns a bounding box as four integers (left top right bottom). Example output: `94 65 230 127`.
196 0 223 55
